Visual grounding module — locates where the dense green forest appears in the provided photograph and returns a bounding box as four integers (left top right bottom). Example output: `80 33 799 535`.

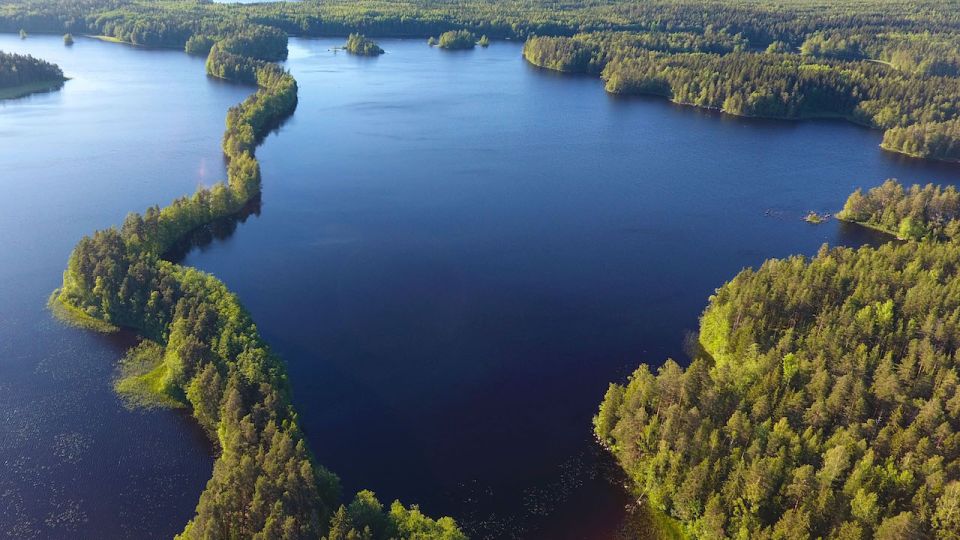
49 23 464 540
882 120 960 163
4 0 960 45
596 190 960 537
434 29 475 50
344 33 383 56
838 179 960 241
0 49 64 97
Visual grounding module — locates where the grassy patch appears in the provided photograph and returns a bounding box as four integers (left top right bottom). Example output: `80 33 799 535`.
48 291 119 333
115 341 186 410
0 79 65 100
616 500 688 540
88 34 128 44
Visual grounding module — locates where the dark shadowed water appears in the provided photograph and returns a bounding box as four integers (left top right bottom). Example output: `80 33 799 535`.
5 34 960 539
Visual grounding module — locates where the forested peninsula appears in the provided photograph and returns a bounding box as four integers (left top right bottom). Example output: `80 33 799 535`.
0 50 64 98
838 180 960 241
41 20 464 540
596 183 960 538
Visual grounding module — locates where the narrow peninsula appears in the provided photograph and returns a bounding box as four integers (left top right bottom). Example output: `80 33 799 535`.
0 50 65 99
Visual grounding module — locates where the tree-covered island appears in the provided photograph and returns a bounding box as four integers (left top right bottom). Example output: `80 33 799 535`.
344 33 384 56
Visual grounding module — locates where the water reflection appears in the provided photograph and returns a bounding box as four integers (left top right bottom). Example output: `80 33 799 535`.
165 196 262 262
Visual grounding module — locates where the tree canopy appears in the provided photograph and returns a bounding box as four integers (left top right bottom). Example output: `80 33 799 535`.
598 183 960 538
0 50 64 90
344 33 384 56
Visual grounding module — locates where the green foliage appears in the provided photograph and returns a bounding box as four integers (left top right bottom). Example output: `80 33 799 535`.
598 232 960 538
0 50 64 90
838 179 960 240
523 36 597 73
63 33 73 45
323 491 467 540
882 119 960 163
114 340 185 409
765 41 791 54
344 33 384 56
436 30 475 50
478 35 489 48
185 34 215 56
524 30 747 75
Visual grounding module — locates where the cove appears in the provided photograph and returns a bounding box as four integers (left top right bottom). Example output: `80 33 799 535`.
180 38 960 538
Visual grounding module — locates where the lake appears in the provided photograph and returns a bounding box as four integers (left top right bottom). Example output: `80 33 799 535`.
4 34 960 539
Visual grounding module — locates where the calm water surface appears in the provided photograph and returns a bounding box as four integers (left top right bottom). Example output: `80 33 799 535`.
5 34 960 539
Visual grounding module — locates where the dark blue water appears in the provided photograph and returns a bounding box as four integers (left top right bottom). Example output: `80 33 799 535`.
4 34 960 539
180 38 960 539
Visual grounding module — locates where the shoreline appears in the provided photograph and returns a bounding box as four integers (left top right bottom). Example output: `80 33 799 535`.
0 78 65 100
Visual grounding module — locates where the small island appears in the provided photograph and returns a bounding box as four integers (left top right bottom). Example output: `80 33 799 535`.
0 51 66 99
803 211 830 224
343 33 384 56
433 30 477 50
63 33 74 46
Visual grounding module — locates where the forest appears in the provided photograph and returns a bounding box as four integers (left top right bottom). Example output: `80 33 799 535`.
0 49 64 97
596 186 960 537
882 120 960 163
434 30 476 50
49 21 464 540
839 180 960 241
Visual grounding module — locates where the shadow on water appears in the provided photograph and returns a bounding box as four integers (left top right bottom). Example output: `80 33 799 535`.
164 196 262 262
835 219 897 249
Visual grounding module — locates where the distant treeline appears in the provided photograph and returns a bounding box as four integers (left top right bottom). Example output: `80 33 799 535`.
4 0 960 48
839 179 960 240
597 185 960 537
523 31 960 162
0 49 63 89
800 31 960 77
523 30 747 73
522 33 960 126
52 23 465 540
